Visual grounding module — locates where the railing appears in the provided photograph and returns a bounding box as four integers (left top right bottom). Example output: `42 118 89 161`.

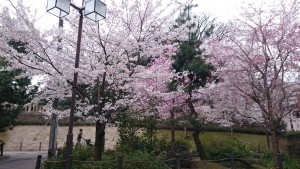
16 141 49 151
36 154 276 169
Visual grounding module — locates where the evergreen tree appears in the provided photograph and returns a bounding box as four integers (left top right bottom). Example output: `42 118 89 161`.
0 41 38 131
170 3 216 160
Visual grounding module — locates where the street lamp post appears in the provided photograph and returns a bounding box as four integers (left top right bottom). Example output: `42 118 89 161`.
46 0 107 164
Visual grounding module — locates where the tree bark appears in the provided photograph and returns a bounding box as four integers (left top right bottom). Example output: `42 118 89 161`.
192 129 207 160
170 110 176 153
183 125 187 138
187 96 206 160
289 115 294 132
94 120 105 161
266 129 271 150
270 126 282 169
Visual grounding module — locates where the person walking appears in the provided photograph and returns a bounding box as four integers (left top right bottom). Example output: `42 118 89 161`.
76 129 83 145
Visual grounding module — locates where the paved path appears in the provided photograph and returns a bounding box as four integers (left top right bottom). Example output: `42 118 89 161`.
0 151 47 169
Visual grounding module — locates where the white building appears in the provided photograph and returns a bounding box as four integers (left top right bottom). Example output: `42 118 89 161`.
285 110 300 131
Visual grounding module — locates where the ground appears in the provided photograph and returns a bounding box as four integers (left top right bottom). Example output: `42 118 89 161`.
0 151 47 169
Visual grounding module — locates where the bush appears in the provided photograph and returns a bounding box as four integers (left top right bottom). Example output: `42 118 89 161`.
261 153 300 169
286 131 300 140
123 150 170 169
116 112 164 154
201 136 256 168
44 147 171 169
44 145 95 169
286 131 300 158
163 138 193 168
282 156 300 169
204 136 249 160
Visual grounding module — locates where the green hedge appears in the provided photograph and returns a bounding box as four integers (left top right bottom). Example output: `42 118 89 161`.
286 131 300 140
157 121 266 135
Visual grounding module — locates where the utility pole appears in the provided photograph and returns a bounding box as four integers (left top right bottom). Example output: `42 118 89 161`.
48 18 63 158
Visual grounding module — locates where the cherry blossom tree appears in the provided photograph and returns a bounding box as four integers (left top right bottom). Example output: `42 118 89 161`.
206 0 300 167
0 0 188 160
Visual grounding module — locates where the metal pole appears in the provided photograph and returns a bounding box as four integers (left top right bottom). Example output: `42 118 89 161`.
176 154 180 169
0 143 4 156
64 9 84 163
35 155 42 169
276 153 283 169
117 155 123 169
66 155 73 169
230 155 236 169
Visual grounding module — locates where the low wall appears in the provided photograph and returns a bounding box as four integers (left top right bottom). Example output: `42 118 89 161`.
16 112 94 126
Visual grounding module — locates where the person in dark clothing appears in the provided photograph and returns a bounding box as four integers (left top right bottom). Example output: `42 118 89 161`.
76 129 83 145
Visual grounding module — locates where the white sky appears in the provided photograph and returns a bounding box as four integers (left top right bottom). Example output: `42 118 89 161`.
3 0 257 30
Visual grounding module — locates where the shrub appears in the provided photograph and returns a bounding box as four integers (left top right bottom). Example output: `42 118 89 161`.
201 136 255 168
282 156 300 169
286 131 300 158
286 131 300 140
116 113 141 152
44 148 171 169
204 137 249 160
122 150 170 169
43 145 95 169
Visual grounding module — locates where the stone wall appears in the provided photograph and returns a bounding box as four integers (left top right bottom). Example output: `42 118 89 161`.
16 111 92 125
16 111 49 125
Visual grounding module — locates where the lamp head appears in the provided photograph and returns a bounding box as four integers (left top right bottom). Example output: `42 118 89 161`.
84 0 107 21
47 0 70 18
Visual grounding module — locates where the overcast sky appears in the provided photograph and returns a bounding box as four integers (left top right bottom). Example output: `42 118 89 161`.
2 0 259 30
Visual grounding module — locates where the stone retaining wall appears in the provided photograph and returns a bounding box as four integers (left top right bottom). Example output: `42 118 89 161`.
16 112 93 125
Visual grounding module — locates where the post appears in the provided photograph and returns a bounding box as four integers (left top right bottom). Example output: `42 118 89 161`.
66 155 73 169
117 155 123 169
0 143 4 156
20 142 22 151
35 155 42 169
276 153 283 169
39 142 42 151
176 154 180 169
48 112 58 158
64 8 84 163
230 155 236 169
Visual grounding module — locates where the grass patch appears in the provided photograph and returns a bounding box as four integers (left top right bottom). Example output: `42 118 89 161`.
157 130 268 152
192 160 230 169
157 130 271 169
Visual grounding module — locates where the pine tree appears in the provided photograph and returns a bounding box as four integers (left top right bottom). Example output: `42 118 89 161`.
170 3 215 160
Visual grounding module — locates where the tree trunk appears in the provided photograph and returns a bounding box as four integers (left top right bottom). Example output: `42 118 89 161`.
192 129 207 160
266 129 271 150
289 115 294 132
186 96 206 160
95 120 106 161
170 111 176 153
183 125 187 138
270 127 282 169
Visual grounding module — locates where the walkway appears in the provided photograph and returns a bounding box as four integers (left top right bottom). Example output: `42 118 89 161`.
0 151 47 169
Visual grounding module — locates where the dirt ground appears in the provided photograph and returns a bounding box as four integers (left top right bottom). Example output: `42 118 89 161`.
0 125 119 151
